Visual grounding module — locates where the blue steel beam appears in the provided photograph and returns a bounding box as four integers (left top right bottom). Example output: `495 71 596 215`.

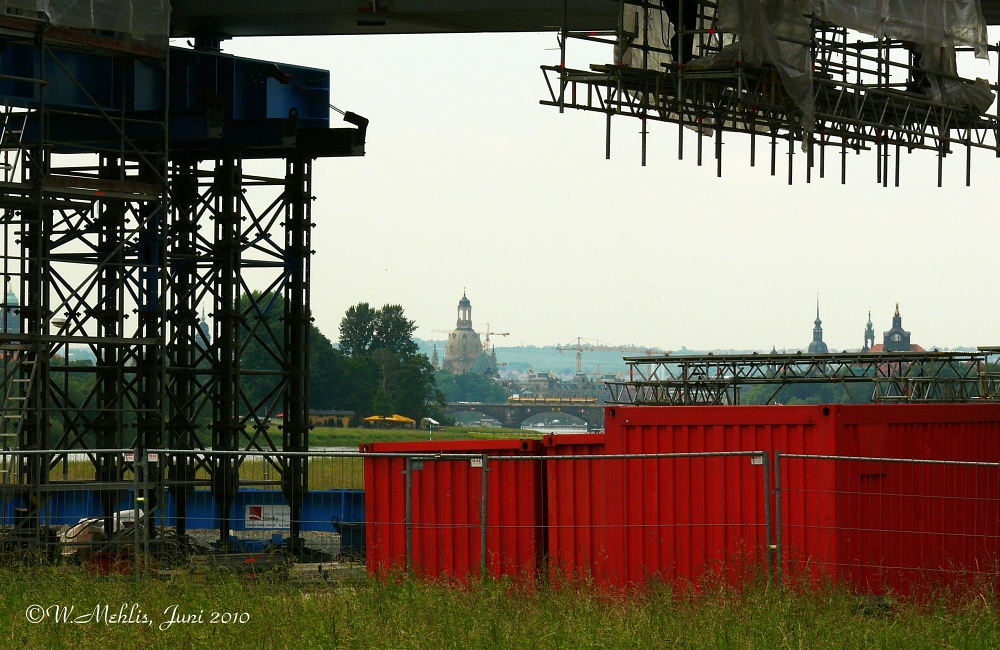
1 41 364 157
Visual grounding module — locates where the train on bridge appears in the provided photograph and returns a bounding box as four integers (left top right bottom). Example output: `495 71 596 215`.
506 397 598 406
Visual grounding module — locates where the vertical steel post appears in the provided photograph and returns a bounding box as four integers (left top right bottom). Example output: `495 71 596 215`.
141 451 150 577
559 0 567 113
96 154 125 540
480 453 489 578
761 451 773 581
405 456 413 573
282 155 311 551
132 449 140 575
212 156 241 549
166 161 199 539
774 450 783 585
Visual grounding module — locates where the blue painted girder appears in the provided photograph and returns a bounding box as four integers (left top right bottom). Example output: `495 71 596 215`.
1 41 365 157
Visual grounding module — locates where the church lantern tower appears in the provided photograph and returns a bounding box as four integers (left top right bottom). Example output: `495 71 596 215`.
863 311 875 352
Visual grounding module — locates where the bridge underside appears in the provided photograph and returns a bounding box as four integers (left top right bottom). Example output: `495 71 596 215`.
170 0 617 38
170 0 1000 38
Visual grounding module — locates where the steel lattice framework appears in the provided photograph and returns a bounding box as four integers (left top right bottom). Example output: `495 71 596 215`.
0 14 364 554
608 351 998 405
542 1 1000 184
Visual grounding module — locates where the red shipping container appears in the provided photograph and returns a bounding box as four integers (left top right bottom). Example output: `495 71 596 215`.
544 426 777 589
541 434 621 584
605 403 1000 594
362 439 544 580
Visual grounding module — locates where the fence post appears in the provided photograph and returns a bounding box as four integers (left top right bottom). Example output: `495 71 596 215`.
761 451 773 581
142 450 150 577
405 456 412 573
774 450 783 585
132 450 140 576
480 453 489 578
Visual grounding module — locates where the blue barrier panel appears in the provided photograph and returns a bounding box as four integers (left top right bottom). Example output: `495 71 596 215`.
11 489 366 531
302 490 365 532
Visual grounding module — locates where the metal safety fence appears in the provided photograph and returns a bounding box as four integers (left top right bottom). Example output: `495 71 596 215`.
0 449 366 574
364 450 773 587
2 446 1000 593
774 452 1000 595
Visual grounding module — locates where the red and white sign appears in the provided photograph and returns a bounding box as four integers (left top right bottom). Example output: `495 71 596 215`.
245 504 290 529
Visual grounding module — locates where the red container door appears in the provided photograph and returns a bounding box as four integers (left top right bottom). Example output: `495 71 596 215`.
606 405 841 588
614 450 771 587
364 455 407 576
409 457 481 579
835 406 1000 594
363 441 544 580
543 435 623 586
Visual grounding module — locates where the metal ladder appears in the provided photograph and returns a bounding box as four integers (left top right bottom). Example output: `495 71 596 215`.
1 346 35 484
0 107 28 182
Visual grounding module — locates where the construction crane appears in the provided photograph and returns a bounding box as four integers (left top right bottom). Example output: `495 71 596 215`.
482 323 509 354
557 337 666 375
431 323 509 355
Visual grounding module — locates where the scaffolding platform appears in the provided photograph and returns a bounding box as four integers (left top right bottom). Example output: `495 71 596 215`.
543 1 1000 184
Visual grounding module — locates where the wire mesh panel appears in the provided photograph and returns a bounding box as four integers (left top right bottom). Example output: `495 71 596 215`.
0 449 367 569
777 453 1000 595
545 449 772 589
362 441 546 581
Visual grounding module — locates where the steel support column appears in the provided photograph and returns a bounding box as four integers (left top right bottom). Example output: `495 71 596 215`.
282 155 311 548
211 156 241 548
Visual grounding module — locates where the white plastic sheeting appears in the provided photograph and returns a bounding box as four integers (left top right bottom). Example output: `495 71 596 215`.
718 0 815 124
0 0 168 46
815 0 989 56
618 2 673 70
623 0 993 129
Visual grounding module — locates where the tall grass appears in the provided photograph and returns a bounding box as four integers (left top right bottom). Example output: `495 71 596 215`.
2 566 998 648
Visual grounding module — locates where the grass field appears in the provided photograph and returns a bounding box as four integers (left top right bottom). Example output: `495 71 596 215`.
307 425 538 448
2 566 998 649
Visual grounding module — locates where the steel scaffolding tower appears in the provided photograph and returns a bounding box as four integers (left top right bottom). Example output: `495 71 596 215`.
0 13 365 555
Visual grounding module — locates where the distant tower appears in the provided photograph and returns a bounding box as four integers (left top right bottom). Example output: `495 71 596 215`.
456 291 472 329
431 344 439 370
863 311 875 352
442 291 485 375
2 277 19 335
197 307 211 348
882 302 911 352
807 299 829 353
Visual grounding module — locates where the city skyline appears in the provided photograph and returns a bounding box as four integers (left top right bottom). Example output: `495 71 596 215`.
216 31 997 352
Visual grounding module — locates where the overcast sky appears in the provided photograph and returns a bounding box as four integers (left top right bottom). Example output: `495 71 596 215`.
221 31 1000 353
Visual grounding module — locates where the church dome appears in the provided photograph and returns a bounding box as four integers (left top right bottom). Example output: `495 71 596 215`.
471 352 497 375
